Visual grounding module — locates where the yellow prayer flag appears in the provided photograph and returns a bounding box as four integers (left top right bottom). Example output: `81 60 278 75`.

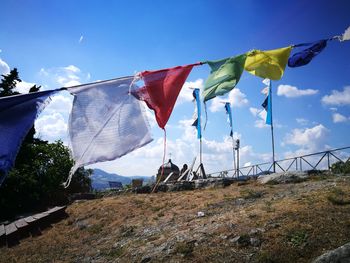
244 46 292 80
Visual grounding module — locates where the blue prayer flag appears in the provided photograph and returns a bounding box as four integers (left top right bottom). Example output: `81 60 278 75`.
0 90 56 185
224 102 233 137
288 40 328 68
192 89 201 139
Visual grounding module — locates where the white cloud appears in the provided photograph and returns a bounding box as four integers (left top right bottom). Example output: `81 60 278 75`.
14 80 36 93
210 88 248 112
249 107 268 128
277 84 318 98
330 107 338 112
283 124 328 153
44 94 73 114
296 118 309 126
38 65 86 89
64 65 80 73
322 86 350 106
332 113 348 123
0 58 10 75
177 79 203 104
35 112 68 141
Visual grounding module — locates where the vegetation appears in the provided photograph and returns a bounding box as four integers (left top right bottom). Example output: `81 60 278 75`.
331 160 350 174
0 68 92 220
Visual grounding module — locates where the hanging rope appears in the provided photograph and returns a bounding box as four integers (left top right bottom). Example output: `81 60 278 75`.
152 128 167 193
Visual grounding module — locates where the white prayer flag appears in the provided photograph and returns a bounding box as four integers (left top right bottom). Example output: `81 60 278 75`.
64 77 153 187
341 26 350 41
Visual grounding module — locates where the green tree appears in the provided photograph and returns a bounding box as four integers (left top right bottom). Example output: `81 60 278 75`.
331 160 350 174
0 68 21 97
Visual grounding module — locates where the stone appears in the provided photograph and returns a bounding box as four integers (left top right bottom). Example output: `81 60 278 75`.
197 211 205 217
141 257 152 263
312 242 350 263
249 228 265 235
258 171 308 184
250 237 261 247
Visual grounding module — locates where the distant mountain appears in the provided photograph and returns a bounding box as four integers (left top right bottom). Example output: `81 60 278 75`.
91 168 153 190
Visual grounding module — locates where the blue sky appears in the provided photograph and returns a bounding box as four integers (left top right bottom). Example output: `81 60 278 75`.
1 0 350 176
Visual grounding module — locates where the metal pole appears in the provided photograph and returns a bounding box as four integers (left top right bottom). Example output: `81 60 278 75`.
200 136 202 177
237 147 240 178
269 81 276 173
327 152 330 170
231 136 237 177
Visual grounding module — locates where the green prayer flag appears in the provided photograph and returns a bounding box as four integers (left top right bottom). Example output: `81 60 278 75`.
202 54 247 102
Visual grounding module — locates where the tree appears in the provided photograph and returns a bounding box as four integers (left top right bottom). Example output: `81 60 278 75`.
0 69 92 220
0 68 21 97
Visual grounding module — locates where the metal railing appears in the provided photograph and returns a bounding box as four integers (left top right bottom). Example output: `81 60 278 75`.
208 146 350 178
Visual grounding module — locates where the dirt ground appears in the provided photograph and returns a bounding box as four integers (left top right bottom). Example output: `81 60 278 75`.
1 175 350 263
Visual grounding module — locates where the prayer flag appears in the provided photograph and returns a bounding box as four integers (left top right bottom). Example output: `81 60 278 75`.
138 63 198 129
0 90 56 185
192 88 201 139
244 46 292 80
341 26 350 41
224 102 233 137
65 77 152 187
261 82 272 125
202 54 247 102
288 40 327 67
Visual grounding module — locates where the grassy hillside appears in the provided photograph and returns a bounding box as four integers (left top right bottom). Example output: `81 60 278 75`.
1 175 350 262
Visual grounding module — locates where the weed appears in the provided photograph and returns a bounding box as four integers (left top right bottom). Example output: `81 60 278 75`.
120 225 135 237
157 212 165 217
287 230 308 247
87 223 103 234
133 199 145 206
327 187 350 205
102 247 125 258
150 205 163 212
174 241 195 258
263 201 275 213
255 251 276 263
240 189 264 199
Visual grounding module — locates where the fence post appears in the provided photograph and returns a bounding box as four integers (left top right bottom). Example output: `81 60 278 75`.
327 152 330 170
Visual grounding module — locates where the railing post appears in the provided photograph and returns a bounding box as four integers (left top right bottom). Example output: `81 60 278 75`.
327 152 330 170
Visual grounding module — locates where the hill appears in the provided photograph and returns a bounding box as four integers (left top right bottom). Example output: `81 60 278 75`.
1 174 350 262
91 168 153 190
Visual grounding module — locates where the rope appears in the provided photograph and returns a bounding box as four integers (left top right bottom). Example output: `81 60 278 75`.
152 128 167 193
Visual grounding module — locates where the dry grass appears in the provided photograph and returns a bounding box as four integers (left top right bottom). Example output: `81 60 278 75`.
1 176 350 262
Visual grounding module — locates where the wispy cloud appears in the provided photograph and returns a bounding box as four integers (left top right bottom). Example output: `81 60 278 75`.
277 84 318 98
296 118 309 126
332 113 348 123
322 86 350 106
210 88 248 112
283 124 328 153
0 57 10 75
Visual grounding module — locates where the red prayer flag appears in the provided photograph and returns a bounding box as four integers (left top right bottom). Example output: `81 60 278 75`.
135 63 199 129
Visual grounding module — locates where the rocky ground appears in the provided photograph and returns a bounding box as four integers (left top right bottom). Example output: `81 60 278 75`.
1 174 350 262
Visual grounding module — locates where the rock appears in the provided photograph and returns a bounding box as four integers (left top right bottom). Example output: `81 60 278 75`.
230 235 251 247
249 228 265 235
75 220 89 230
312 242 350 263
197 211 205 217
250 237 261 247
194 178 236 189
140 257 152 263
258 171 308 184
